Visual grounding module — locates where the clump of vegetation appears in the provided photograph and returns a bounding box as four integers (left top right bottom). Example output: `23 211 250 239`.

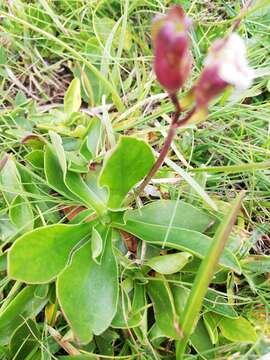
0 1 270 359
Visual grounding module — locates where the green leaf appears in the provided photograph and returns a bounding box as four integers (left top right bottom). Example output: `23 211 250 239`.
114 211 240 273
123 200 214 232
15 90 28 106
147 252 192 275
147 276 182 340
57 228 118 344
172 286 190 316
9 319 40 360
44 144 79 201
203 312 219 345
99 136 155 209
96 328 119 356
241 255 270 273
45 133 107 214
163 155 217 211
8 223 92 283
0 212 17 242
176 192 245 358
67 152 89 173
0 285 48 345
190 318 214 360
204 289 238 318
9 195 34 232
219 316 258 343
49 131 67 175
80 117 102 161
65 170 107 215
85 166 108 205
172 286 238 319
64 78 82 116
25 149 44 169
112 282 146 328
91 226 103 263
0 156 23 204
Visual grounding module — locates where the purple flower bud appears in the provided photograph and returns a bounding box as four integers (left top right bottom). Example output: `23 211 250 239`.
194 66 228 107
195 33 253 107
152 5 192 94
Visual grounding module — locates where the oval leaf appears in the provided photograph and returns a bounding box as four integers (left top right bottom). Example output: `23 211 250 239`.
64 78 82 115
57 228 118 344
8 223 92 283
147 252 192 275
148 276 182 340
123 200 214 233
9 195 34 232
112 283 145 329
114 219 241 274
219 316 258 343
99 136 155 209
91 226 103 263
44 145 79 201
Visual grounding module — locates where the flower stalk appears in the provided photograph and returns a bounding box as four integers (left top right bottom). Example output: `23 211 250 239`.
135 98 197 198
134 2 253 201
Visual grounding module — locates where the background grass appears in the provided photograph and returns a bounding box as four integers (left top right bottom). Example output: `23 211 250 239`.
1 0 270 359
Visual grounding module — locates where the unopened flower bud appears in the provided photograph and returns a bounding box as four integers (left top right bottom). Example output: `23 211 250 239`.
152 5 192 94
195 33 253 107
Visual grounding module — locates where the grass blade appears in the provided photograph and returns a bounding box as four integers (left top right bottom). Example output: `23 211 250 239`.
176 191 245 359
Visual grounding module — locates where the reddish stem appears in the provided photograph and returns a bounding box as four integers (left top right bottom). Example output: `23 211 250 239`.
134 95 196 198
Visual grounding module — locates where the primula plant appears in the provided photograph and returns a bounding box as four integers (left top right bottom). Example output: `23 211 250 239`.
0 2 269 360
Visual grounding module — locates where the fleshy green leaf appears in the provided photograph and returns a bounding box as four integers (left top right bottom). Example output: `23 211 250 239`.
44 144 79 201
112 282 145 328
190 318 214 360
45 134 107 214
99 136 155 209
91 226 103 263
80 117 102 161
0 156 23 204
219 316 258 343
64 78 82 116
123 200 214 232
8 223 92 283
25 149 44 169
147 252 192 275
114 209 240 273
9 195 34 232
65 170 107 215
147 276 182 340
57 228 118 344
203 312 219 345
49 131 67 175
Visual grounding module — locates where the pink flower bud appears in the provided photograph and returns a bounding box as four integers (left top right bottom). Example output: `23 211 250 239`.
195 33 253 107
152 5 192 94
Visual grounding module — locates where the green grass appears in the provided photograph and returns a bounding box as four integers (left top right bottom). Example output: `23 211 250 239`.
1 0 270 359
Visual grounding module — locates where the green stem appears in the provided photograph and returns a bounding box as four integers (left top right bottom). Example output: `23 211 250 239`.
176 191 245 359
